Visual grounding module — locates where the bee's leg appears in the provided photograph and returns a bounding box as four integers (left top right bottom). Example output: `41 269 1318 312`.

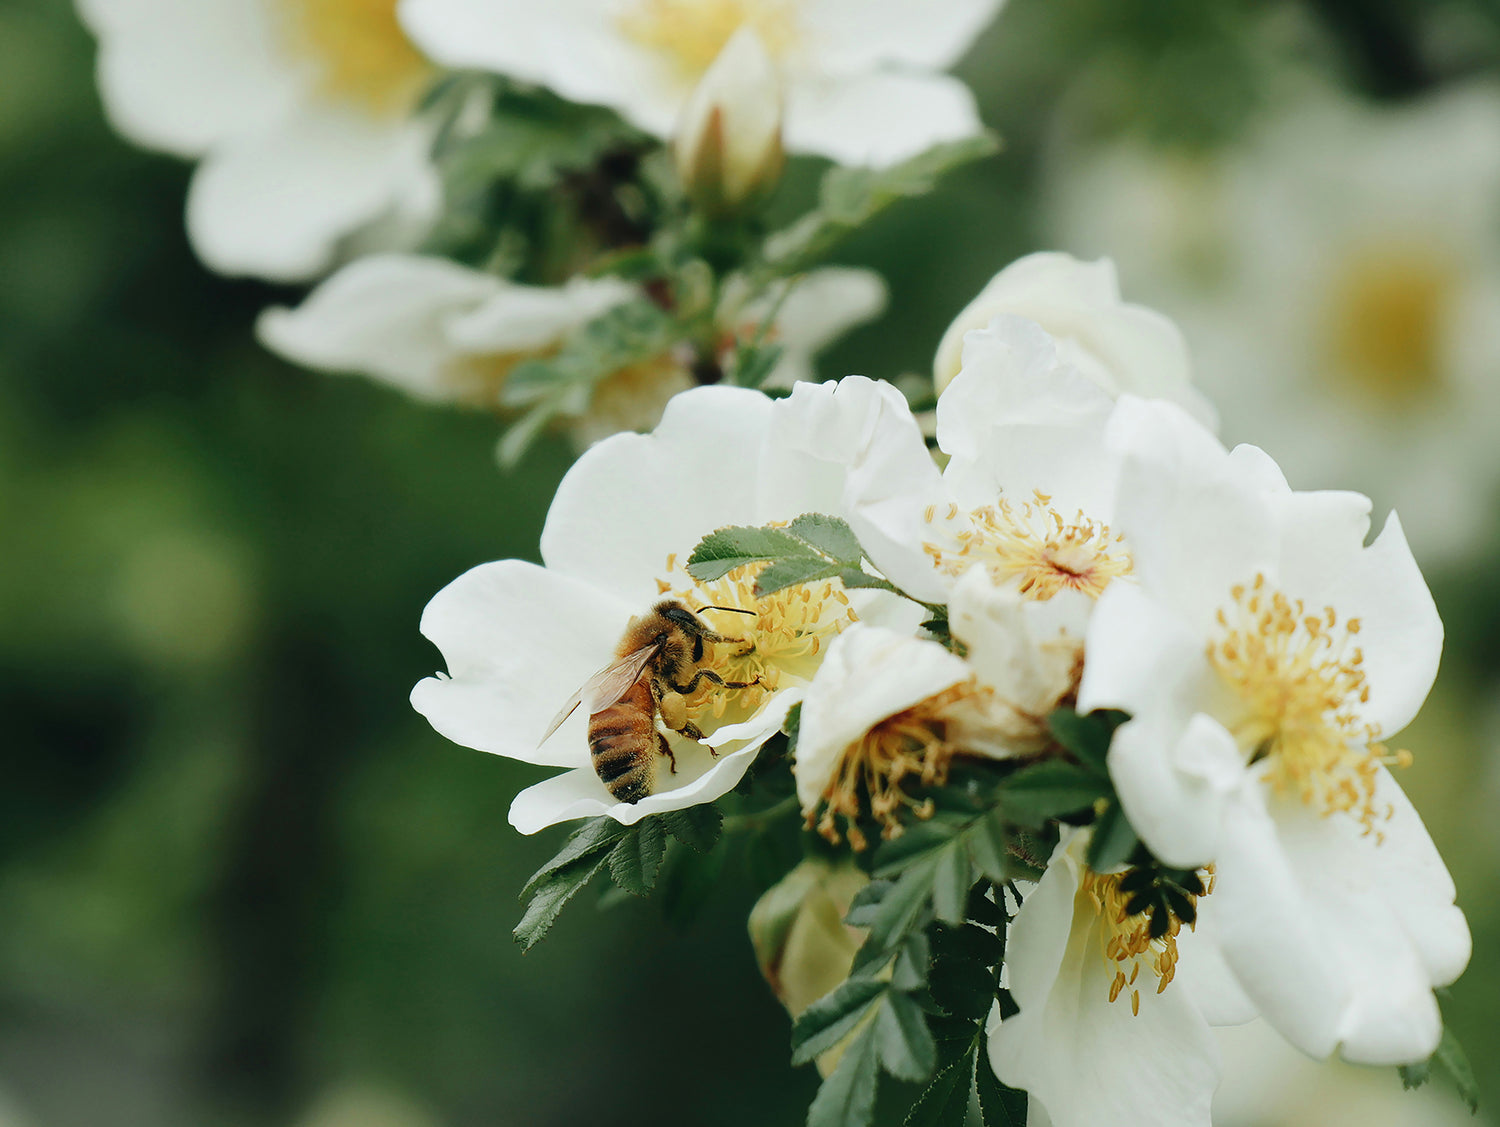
671 668 764 695
679 721 706 742
657 732 678 775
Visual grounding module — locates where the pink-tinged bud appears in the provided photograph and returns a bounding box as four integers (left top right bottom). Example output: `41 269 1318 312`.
673 28 786 218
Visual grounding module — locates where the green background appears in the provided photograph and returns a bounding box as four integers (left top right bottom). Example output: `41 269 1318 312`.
1 1 1496 1123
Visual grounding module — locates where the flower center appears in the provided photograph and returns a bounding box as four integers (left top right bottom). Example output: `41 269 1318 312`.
659 557 854 730
278 0 429 114
1080 866 1209 1016
1208 573 1406 833
618 0 799 78
809 682 991 852
923 492 1132 600
1322 243 1455 403
569 356 695 448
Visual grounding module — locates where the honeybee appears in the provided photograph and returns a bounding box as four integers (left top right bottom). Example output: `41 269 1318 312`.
539 600 761 803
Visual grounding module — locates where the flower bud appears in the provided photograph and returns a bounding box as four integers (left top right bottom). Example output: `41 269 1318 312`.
673 28 786 218
748 858 868 1077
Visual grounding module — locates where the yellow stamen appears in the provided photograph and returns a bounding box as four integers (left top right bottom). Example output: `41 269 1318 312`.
810 681 993 851
924 490 1132 600
1209 573 1406 834
1081 866 1212 1008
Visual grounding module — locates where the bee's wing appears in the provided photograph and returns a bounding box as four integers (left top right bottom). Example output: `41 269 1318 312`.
536 643 659 747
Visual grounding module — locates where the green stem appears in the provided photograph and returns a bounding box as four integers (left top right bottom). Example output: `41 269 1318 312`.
724 793 801 834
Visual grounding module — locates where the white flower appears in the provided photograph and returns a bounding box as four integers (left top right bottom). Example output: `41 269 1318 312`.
674 28 786 216
1078 396 1470 1065
932 252 1214 426
1046 82 1500 561
258 253 637 404
794 598 1081 846
851 315 1130 620
259 254 882 444
411 382 924 833
77 0 439 281
398 0 1002 167
987 829 1252 1127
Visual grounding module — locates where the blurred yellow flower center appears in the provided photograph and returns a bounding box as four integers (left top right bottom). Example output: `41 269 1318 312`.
924 492 1132 600
1081 867 1208 1016
619 0 798 77
280 0 429 114
659 558 854 730
1324 245 1455 402
569 356 696 449
1208 573 1407 834
810 682 990 852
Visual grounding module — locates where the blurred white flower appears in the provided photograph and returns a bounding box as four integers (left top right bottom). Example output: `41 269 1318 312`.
933 252 1214 426
1047 82 1500 562
258 253 636 403
258 254 882 445
398 0 1002 167
1079 396 1470 1066
673 28 786 216
411 382 924 833
748 858 868 1077
988 829 1248 1127
77 0 438 281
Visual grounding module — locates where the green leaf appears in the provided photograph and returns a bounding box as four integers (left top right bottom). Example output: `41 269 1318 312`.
965 812 1012 884
513 853 610 952
519 817 628 901
659 838 725 930
975 1056 1028 1127
788 513 866 562
876 992 939 1082
928 957 994 1022
807 1025 880 1127
892 931 930 992
874 822 961 878
854 861 938 974
999 761 1111 826
1085 801 1140 872
607 817 667 894
930 845 974 926
1046 708 1115 775
755 557 844 595
1411 1026 1481 1113
792 977 888 1065
660 804 723 852
903 1044 975 1127
686 525 807 581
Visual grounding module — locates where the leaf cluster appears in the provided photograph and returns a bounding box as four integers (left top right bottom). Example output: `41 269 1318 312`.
513 805 722 951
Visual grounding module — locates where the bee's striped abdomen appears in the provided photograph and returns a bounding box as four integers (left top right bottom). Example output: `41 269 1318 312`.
589 677 658 804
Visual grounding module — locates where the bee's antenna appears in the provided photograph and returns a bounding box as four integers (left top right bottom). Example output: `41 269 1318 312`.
696 604 756 616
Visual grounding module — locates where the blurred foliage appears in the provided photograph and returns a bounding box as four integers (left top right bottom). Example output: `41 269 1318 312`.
2 0 1499 1125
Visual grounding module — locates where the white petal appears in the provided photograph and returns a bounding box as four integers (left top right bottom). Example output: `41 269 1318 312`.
448 275 637 354
411 560 634 768
257 254 502 399
950 570 1087 719
761 376 946 603
1286 511 1441 740
79 0 299 156
1205 768 1467 1064
794 626 969 812
784 71 982 167
800 0 1005 73
992 834 1220 1127
733 268 887 388
1104 397 1278 634
399 0 682 136
539 386 772 602
187 109 430 281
